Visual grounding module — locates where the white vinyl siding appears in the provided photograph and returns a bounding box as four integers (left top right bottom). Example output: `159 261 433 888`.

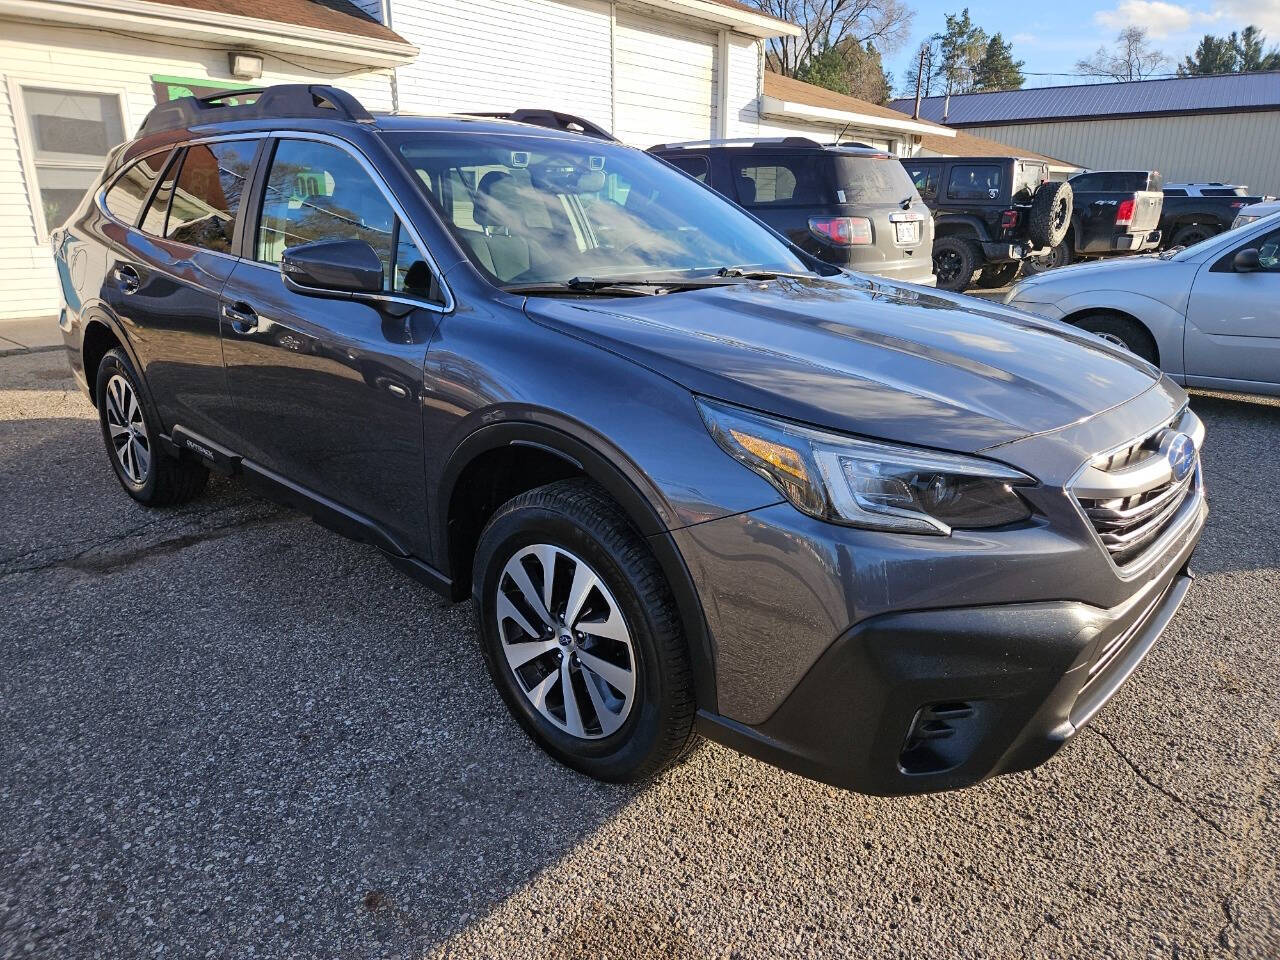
613 11 718 147
389 0 614 133
960 112 1280 196
0 19 392 320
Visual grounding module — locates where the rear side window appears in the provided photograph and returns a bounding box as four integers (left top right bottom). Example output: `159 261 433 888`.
666 155 709 183
1071 171 1157 192
731 155 830 206
947 165 1002 200
166 140 259 253
1164 188 1188 197
104 152 170 226
904 163 940 202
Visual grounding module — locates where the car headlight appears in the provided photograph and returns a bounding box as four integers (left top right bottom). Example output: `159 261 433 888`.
698 397 1034 535
1232 215 1258 229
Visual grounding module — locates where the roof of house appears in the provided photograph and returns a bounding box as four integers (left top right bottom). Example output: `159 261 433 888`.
764 72 929 125
916 127 1077 168
889 71 1280 127
142 0 407 44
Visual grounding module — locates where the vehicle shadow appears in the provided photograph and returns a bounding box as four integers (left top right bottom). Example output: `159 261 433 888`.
0 414 663 959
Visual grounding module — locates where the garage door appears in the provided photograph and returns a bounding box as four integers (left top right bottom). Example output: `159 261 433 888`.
613 11 718 147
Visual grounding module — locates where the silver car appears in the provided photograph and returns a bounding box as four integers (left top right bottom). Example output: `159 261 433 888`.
1005 211 1280 396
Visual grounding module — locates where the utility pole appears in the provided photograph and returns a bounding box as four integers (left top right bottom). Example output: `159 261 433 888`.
913 43 927 119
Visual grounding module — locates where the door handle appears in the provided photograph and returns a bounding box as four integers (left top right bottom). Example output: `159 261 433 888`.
221 302 259 332
112 264 140 295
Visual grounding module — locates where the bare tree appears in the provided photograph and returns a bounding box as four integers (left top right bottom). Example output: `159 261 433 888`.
1075 26 1168 81
747 0 914 77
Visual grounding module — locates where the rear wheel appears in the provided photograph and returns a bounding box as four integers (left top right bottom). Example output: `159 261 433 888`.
1170 224 1214 249
975 261 1020 289
1024 242 1072 275
933 236 982 292
1073 314 1158 364
95 348 209 505
473 479 696 783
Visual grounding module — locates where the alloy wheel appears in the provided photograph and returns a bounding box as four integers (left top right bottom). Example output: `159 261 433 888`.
934 250 961 284
495 544 636 740
105 374 150 485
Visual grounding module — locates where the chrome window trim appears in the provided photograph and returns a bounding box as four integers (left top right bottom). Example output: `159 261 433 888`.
94 143 183 230
252 130 454 314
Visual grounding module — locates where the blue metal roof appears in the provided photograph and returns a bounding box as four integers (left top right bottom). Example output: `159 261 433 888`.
889 72 1280 126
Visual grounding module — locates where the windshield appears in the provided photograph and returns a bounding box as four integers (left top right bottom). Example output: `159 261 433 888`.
384 132 813 286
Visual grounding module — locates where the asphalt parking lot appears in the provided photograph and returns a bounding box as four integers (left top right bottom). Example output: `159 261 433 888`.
2 347 1278 960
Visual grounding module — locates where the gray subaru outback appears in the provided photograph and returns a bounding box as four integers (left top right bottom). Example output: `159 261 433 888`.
54 86 1205 795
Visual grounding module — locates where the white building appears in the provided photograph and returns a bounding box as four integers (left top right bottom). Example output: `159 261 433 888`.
0 0 964 322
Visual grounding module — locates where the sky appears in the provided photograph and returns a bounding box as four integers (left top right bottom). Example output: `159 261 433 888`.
883 0 1280 94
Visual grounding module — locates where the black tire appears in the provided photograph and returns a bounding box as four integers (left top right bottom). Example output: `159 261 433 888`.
1023 242 1073 275
473 478 696 783
975 261 1020 289
1170 224 1215 249
95 348 209 506
1072 313 1158 364
1028 180 1072 248
933 236 982 292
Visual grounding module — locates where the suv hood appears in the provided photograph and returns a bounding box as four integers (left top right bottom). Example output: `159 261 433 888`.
524 276 1161 453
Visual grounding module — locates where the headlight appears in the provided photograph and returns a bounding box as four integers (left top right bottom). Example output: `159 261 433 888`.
698 397 1033 534
1231 215 1258 229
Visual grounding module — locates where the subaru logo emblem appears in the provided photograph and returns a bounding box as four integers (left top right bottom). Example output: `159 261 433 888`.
1165 432 1196 482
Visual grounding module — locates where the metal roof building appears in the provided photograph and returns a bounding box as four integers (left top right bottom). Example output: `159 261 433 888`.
889 72 1280 194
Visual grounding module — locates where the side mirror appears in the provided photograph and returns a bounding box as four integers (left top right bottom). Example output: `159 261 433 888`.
1233 247 1261 272
281 239 384 295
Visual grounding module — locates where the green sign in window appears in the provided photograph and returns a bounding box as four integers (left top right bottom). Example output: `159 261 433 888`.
150 75 257 105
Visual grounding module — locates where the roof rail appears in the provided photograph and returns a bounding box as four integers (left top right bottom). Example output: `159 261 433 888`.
137 84 374 137
648 136 825 151
468 109 617 141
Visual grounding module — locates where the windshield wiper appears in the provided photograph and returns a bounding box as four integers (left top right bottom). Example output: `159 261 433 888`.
715 266 817 280
505 275 752 296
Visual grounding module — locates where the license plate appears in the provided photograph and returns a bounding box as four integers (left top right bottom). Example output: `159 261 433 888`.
895 221 920 244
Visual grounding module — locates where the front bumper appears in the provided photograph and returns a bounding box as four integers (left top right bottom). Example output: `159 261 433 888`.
697 539 1197 795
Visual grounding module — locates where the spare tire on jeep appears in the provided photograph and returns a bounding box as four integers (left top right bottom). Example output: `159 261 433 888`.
1028 180 1072 248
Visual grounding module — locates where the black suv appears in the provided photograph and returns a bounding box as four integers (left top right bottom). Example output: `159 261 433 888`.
902 156 1072 292
649 138 935 285
52 86 1205 796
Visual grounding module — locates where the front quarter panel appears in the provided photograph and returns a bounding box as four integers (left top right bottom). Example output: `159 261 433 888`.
421 284 784 568
1010 280 1191 379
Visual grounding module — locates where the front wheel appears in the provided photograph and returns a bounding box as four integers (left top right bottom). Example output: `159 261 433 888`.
473 479 696 783
1073 313 1158 364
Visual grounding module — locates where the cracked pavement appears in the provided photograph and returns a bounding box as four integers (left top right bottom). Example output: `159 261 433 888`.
1 350 1278 959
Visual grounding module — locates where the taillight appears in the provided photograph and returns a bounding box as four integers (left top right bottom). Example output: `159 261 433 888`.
809 216 872 246
1231 201 1245 208
1000 209 1020 230
1115 196 1136 226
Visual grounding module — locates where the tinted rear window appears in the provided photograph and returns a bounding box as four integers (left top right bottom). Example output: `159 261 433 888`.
948 164 1003 200
831 155 917 204
165 140 258 254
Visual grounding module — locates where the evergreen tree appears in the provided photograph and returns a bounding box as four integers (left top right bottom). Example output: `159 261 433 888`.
973 33 1025 91
1179 24 1280 75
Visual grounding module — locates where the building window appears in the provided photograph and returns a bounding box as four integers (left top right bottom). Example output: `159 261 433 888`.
13 84 126 240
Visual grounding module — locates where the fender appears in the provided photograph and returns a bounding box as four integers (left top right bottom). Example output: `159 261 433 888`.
437 417 719 710
78 303 157 411
1054 289 1188 380
932 213 993 242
